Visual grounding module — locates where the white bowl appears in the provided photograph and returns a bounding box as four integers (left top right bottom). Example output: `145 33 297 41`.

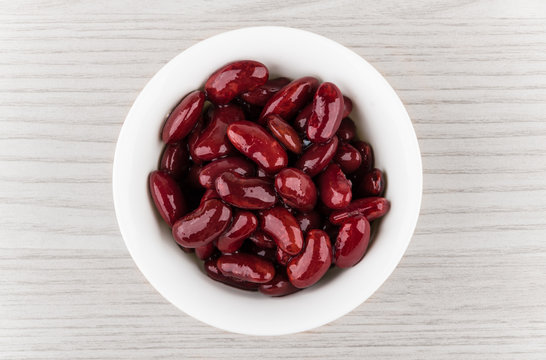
113 26 422 336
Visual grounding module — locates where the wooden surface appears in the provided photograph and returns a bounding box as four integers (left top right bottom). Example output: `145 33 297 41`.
1 0 546 358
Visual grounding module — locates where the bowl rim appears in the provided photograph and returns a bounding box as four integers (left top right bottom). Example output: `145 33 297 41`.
113 26 423 335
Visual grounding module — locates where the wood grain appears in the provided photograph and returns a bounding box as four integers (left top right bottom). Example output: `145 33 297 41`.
1 0 545 358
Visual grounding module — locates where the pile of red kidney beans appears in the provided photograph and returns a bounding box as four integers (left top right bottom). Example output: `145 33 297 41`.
149 60 390 297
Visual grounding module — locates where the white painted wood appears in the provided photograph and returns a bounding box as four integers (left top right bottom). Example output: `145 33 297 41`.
1 0 545 358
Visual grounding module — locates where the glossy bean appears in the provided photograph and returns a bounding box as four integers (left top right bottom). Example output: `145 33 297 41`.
217 210 258 253
200 188 220 204
266 114 303 154
293 103 312 134
162 90 205 143
195 241 216 260
215 172 276 210
274 168 317 211
159 142 190 181
198 156 255 189
336 117 356 142
204 257 259 291
356 168 385 197
217 253 275 283
259 271 300 297
334 143 362 174
287 229 332 288
249 230 277 249
318 163 352 209
295 136 339 177
149 170 187 227
342 95 353 118
295 211 322 234
205 60 268 105
275 246 292 266
227 120 288 173
329 197 390 225
352 140 374 173
259 77 319 123
172 199 232 248
240 77 291 106
188 118 204 164
193 104 245 161
335 216 370 268
307 82 344 143
261 206 303 255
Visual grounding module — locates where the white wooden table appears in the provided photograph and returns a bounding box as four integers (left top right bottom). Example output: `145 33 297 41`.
2 1 546 358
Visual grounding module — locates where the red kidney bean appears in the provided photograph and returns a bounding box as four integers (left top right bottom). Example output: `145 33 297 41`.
200 188 220 204
217 210 258 253
217 253 275 283
335 216 370 268
275 246 292 266
259 271 300 297
240 77 291 106
295 136 339 177
352 140 374 173
198 156 255 189
261 206 303 255
293 103 312 134
195 241 216 260
318 163 352 209
227 120 288 173
256 167 274 179
336 117 356 142
187 163 204 189
356 168 385 197
266 114 303 154
329 197 390 225
193 104 245 161
334 143 362 174
188 118 204 164
162 90 205 143
205 60 268 105
215 172 276 210
159 142 190 181
295 211 322 234
342 95 353 118
249 230 277 249
259 77 319 123
287 229 332 288
172 199 232 248
307 82 344 143
149 170 187 227
274 168 317 211
204 257 259 291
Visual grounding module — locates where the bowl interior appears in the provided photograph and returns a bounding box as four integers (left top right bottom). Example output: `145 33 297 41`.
113 26 422 336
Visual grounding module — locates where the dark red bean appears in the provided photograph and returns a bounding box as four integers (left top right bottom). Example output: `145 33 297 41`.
329 197 390 225
160 142 190 181
204 257 259 291
356 168 385 197
198 156 255 189
187 163 204 189
259 271 300 297
275 246 292 266
193 104 245 161
274 168 317 211
336 117 356 142
293 103 312 134
217 253 275 283
188 118 204 164
287 229 332 288
342 95 353 118
266 114 303 154
217 210 258 253
334 143 362 174
352 140 374 173
240 77 291 106
259 77 319 123
256 167 274 179
295 211 322 234
162 90 205 143
234 97 262 122
227 120 288 173
307 82 344 143
295 136 339 177
322 221 339 245
318 163 352 209
261 206 303 255
241 240 277 262
205 60 268 105
200 188 220 204
249 230 277 249
195 241 216 260
172 199 232 248
215 172 276 210
335 216 370 268
149 170 187 227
